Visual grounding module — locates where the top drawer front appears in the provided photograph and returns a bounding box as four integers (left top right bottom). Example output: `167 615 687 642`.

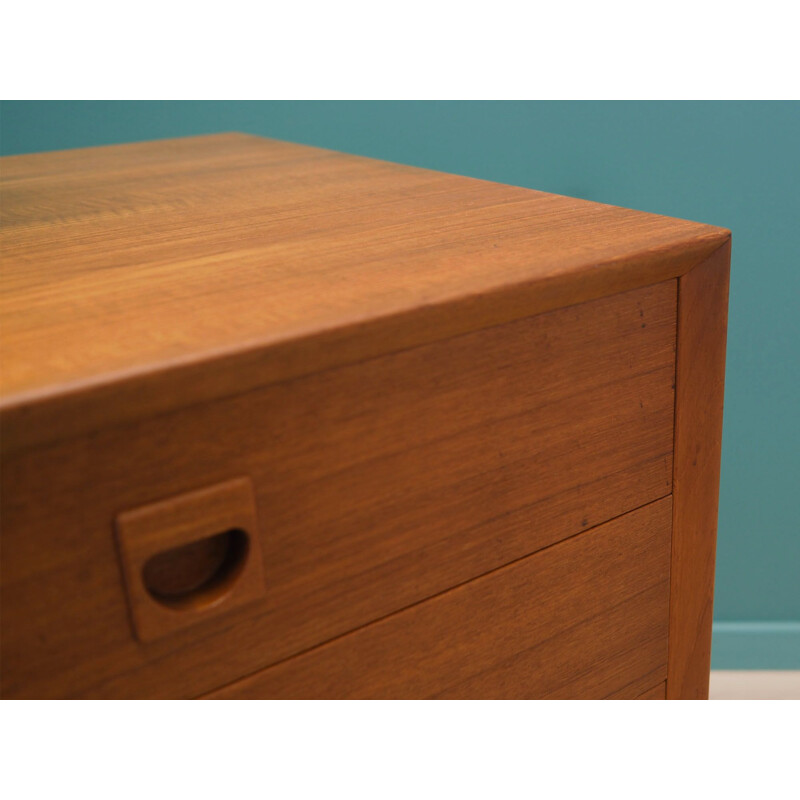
1 281 676 698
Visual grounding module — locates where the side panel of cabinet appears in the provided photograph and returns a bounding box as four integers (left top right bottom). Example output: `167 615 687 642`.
668 240 731 699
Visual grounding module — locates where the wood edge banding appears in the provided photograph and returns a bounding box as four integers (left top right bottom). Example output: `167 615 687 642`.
667 237 731 699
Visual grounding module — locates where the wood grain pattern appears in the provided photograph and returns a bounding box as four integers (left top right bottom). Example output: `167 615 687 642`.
1 135 732 700
604 668 667 699
0 283 675 699
667 239 731 699
206 498 672 699
0 134 729 454
636 682 667 700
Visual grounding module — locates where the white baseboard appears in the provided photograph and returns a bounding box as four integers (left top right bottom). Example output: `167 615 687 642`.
709 670 800 700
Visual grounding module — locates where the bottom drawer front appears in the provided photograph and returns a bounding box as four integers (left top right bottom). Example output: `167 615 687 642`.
208 497 672 699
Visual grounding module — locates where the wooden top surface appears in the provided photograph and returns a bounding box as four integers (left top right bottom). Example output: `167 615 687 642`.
0 133 729 452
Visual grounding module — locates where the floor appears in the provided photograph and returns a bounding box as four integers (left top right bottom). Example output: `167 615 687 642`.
709 671 800 700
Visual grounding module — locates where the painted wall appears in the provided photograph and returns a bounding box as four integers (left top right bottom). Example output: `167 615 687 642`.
2 101 798 667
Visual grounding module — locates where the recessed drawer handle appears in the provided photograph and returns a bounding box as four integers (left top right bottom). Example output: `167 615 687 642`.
141 528 250 611
115 478 267 642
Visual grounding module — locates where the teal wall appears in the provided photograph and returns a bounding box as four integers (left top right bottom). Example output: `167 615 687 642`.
2 101 798 667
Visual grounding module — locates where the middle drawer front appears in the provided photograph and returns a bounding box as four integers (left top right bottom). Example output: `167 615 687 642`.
208 498 673 699
2 280 676 698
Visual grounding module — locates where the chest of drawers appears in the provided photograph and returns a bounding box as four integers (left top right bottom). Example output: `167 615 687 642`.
0 133 730 698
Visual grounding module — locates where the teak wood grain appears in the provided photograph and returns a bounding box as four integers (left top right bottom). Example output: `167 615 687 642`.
0 133 728 454
667 240 731 699
0 134 731 700
206 499 672 699
0 283 675 699
602 669 665 699
636 682 667 700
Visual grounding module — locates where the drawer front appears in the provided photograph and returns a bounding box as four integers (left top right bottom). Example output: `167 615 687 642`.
208 499 672 699
1 282 676 698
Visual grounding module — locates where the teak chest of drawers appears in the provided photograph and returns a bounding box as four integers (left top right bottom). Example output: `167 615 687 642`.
0 134 730 699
